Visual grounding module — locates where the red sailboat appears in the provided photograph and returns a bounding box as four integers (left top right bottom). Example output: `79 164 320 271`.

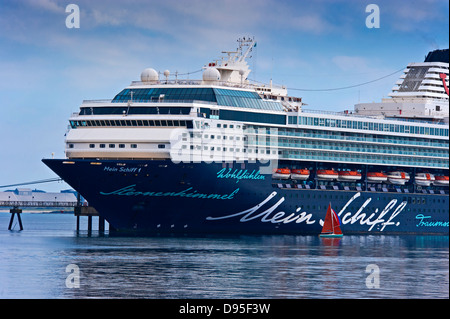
319 203 343 238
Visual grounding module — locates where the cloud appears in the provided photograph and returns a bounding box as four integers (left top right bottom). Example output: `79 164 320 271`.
331 55 395 77
332 56 373 72
380 0 448 32
23 0 65 13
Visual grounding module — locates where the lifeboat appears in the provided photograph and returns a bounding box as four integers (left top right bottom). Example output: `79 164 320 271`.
338 170 362 181
317 169 338 180
414 173 435 187
291 169 310 180
367 172 388 183
434 175 449 186
272 168 291 180
387 171 409 185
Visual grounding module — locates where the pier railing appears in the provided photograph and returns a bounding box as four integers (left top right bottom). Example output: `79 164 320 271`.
0 201 78 208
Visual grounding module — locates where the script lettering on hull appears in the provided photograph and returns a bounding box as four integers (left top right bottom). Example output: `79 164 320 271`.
100 184 239 200
206 191 407 232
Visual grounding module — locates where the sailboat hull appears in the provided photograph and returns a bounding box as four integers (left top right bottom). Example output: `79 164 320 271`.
319 233 344 238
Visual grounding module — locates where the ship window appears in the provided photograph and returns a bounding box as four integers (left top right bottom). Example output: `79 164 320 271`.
131 144 137 148
109 144 115 148
100 144 106 148
158 144 166 149
89 144 95 148
68 144 74 148
154 120 161 126
119 144 125 148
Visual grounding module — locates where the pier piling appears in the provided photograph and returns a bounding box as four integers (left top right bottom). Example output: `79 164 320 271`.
74 206 104 232
8 207 23 231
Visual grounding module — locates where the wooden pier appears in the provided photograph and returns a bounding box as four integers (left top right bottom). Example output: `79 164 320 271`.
74 205 104 232
1 198 106 232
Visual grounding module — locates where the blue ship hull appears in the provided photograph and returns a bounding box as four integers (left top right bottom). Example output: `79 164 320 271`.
43 159 449 235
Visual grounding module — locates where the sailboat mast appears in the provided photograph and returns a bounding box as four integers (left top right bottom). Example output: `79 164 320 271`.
330 203 334 234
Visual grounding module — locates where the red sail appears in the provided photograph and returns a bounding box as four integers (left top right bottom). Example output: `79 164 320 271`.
321 203 342 235
331 208 343 235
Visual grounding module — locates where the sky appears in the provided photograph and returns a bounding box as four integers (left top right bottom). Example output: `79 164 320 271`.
0 0 448 192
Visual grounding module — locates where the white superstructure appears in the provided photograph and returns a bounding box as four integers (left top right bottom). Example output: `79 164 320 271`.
63 42 449 172
355 52 449 122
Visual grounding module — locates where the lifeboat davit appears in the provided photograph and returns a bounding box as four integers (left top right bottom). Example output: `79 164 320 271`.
367 172 388 183
338 170 362 181
387 171 410 185
434 175 449 186
291 169 310 180
415 173 435 187
317 169 338 180
272 168 291 180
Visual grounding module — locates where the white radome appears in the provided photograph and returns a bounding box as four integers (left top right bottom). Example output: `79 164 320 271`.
202 67 221 82
141 68 159 82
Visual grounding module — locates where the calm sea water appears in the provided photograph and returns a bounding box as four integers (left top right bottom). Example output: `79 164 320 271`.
0 212 448 299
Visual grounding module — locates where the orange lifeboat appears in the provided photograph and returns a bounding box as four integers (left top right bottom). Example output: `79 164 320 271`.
272 168 291 180
338 170 362 181
387 171 409 185
415 173 434 187
434 175 449 186
367 172 388 183
291 169 310 180
317 169 338 180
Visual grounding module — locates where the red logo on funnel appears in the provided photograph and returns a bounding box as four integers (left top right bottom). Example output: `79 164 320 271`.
440 73 449 96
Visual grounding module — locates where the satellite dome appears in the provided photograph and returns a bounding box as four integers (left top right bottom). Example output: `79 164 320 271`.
202 67 221 82
140 68 159 82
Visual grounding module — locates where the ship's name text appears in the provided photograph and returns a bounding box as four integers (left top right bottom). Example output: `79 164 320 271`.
103 166 141 173
207 192 407 231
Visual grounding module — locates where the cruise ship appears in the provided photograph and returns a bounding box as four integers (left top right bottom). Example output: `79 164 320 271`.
43 39 449 234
